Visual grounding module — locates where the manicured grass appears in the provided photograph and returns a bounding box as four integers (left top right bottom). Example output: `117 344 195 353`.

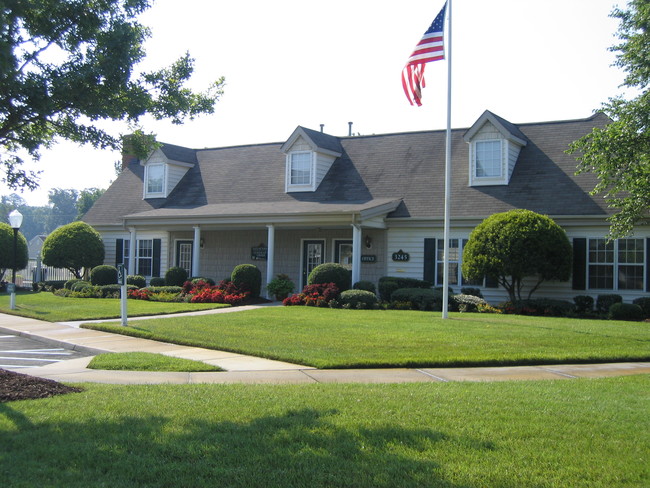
84 307 650 368
1 376 648 487
87 352 223 372
0 291 230 322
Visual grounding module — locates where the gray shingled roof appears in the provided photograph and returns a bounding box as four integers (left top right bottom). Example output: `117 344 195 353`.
83 113 611 227
160 142 197 164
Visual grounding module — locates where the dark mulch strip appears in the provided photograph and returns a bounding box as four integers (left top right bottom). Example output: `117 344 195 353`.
0 368 83 403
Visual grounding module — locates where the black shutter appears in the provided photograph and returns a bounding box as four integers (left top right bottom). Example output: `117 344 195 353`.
423 238 436 284
152 239 161 277
572 238 587 290
646 238 650 292
116 239 123 266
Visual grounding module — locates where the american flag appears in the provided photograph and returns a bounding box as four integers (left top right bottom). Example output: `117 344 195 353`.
402 2 447 106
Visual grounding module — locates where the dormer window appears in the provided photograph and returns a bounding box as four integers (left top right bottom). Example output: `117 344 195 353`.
290 152 312 186
475 140 502 178
145 163 165 197
464 111 528 187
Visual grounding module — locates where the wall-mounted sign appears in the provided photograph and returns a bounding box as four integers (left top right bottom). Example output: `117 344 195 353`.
361 255 376 263
251 244 268 261
391 250 410 262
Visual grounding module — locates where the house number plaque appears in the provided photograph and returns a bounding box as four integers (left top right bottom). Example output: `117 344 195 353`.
391 250 410 262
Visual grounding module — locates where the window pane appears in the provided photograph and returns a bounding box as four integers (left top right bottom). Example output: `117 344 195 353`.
290 153 311 185
123 240 130 270
137 240 153 277
436 239 460 286
475 141 501 178
589 264 613 289
619 265 643 290
147 165 164 193
618 239 644 264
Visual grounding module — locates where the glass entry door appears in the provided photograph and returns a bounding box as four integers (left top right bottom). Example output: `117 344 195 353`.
176 240 193 276
302 240 325 288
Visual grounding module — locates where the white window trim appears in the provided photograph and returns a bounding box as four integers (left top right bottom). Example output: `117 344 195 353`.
286 151 314 192
587 237 646 291
469 139 507 187
144 163 167 198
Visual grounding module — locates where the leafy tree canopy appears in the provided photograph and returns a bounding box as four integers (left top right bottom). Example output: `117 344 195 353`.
41 221 104 278
0 0 224 190
0 222 28 282
462 210 572 302
569 0 650 239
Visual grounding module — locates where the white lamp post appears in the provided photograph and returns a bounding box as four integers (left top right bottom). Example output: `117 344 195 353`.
8 209 23 310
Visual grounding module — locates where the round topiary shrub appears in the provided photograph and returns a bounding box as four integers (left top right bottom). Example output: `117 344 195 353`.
71 280 92 292
165 266 188 287
90 265 118 286
596 294 622 314
353 280 376 294
64 278 83 290
608 302 643 322
574 295 594 314
148 276 165 287
308 263 351 292
632 297 650 319
231 264 262 298
127 274 147 288
339 289 378 309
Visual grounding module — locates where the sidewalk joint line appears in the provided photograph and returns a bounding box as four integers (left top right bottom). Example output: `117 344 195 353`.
415 369 449 382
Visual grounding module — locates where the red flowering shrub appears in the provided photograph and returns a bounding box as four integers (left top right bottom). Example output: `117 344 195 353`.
128 288 151 300
282 282 339 307
185 280 249 305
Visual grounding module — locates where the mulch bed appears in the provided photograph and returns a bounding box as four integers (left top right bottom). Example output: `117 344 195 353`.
0 368 83 403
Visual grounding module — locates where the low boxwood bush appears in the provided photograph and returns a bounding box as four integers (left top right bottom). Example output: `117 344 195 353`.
502 299 575 317
148 276 165 287
596 294 622 314
338 289 378 309
90 265 118 286
144 286 183 294
308 263 351 292
99 284 137 298
378 276 431 302
231 264 262 298
39 280 67 291
71 280 92 292
64 278 84 290
632 297 650 318
128 275 147 288
165 266 188 287
390 288 456 312
609 302 644 322
353 280 376 294
453 294 487 313
574 295 594 314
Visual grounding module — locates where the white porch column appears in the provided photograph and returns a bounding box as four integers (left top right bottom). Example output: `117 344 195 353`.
192 225 201 277
266 224 275 299
128 227 136 276
351 224 362 286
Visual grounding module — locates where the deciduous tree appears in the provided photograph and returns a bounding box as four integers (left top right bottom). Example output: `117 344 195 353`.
462 210 572 302
0 0 224 190
41 221 104 278
569 0 650 238
0 222 28 282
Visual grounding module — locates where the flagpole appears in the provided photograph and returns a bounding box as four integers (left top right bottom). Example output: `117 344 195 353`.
441 0 452 319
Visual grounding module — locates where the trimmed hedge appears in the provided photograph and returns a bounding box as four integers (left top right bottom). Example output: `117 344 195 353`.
231 264 262 298
502 299 575 317
632 297 650 318
128 275 147 288
165 266 188 287
338 289 378 309
596 294 622 314
460 287 483 298
574 295 594 314
64 278 84 290
71 281 92 292
144 286 183 294
378 276 431 302
353 280 376 294
308 263 351 292
609 302 644 322
91 265 118 286
390 288 456 312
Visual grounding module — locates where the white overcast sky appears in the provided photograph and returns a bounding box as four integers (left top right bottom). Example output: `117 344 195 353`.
1 0 627 206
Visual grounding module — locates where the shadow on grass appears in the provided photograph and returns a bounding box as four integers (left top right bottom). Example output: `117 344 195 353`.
0 404 488 487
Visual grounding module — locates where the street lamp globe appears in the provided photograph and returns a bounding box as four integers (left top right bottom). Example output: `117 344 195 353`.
8 209 23 229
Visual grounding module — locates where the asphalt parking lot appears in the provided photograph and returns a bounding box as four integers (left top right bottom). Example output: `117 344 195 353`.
0 333 92 370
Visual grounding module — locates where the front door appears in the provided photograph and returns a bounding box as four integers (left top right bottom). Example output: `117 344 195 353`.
302 240 325 288
176 240 193 276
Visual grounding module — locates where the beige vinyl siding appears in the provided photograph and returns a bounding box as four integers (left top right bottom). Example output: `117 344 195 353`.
166 164 190 195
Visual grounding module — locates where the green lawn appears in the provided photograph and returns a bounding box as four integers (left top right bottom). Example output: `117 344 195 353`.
87 352 223 372
84 307 650 368
1 376 647 487
0 291 230 322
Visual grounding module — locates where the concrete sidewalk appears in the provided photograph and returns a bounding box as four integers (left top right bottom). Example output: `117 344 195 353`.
1 311 649 385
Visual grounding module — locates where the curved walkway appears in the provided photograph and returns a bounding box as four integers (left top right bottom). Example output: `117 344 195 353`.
1 310 649 385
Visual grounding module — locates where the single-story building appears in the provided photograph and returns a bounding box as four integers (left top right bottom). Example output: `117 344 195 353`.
83 110 649 303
